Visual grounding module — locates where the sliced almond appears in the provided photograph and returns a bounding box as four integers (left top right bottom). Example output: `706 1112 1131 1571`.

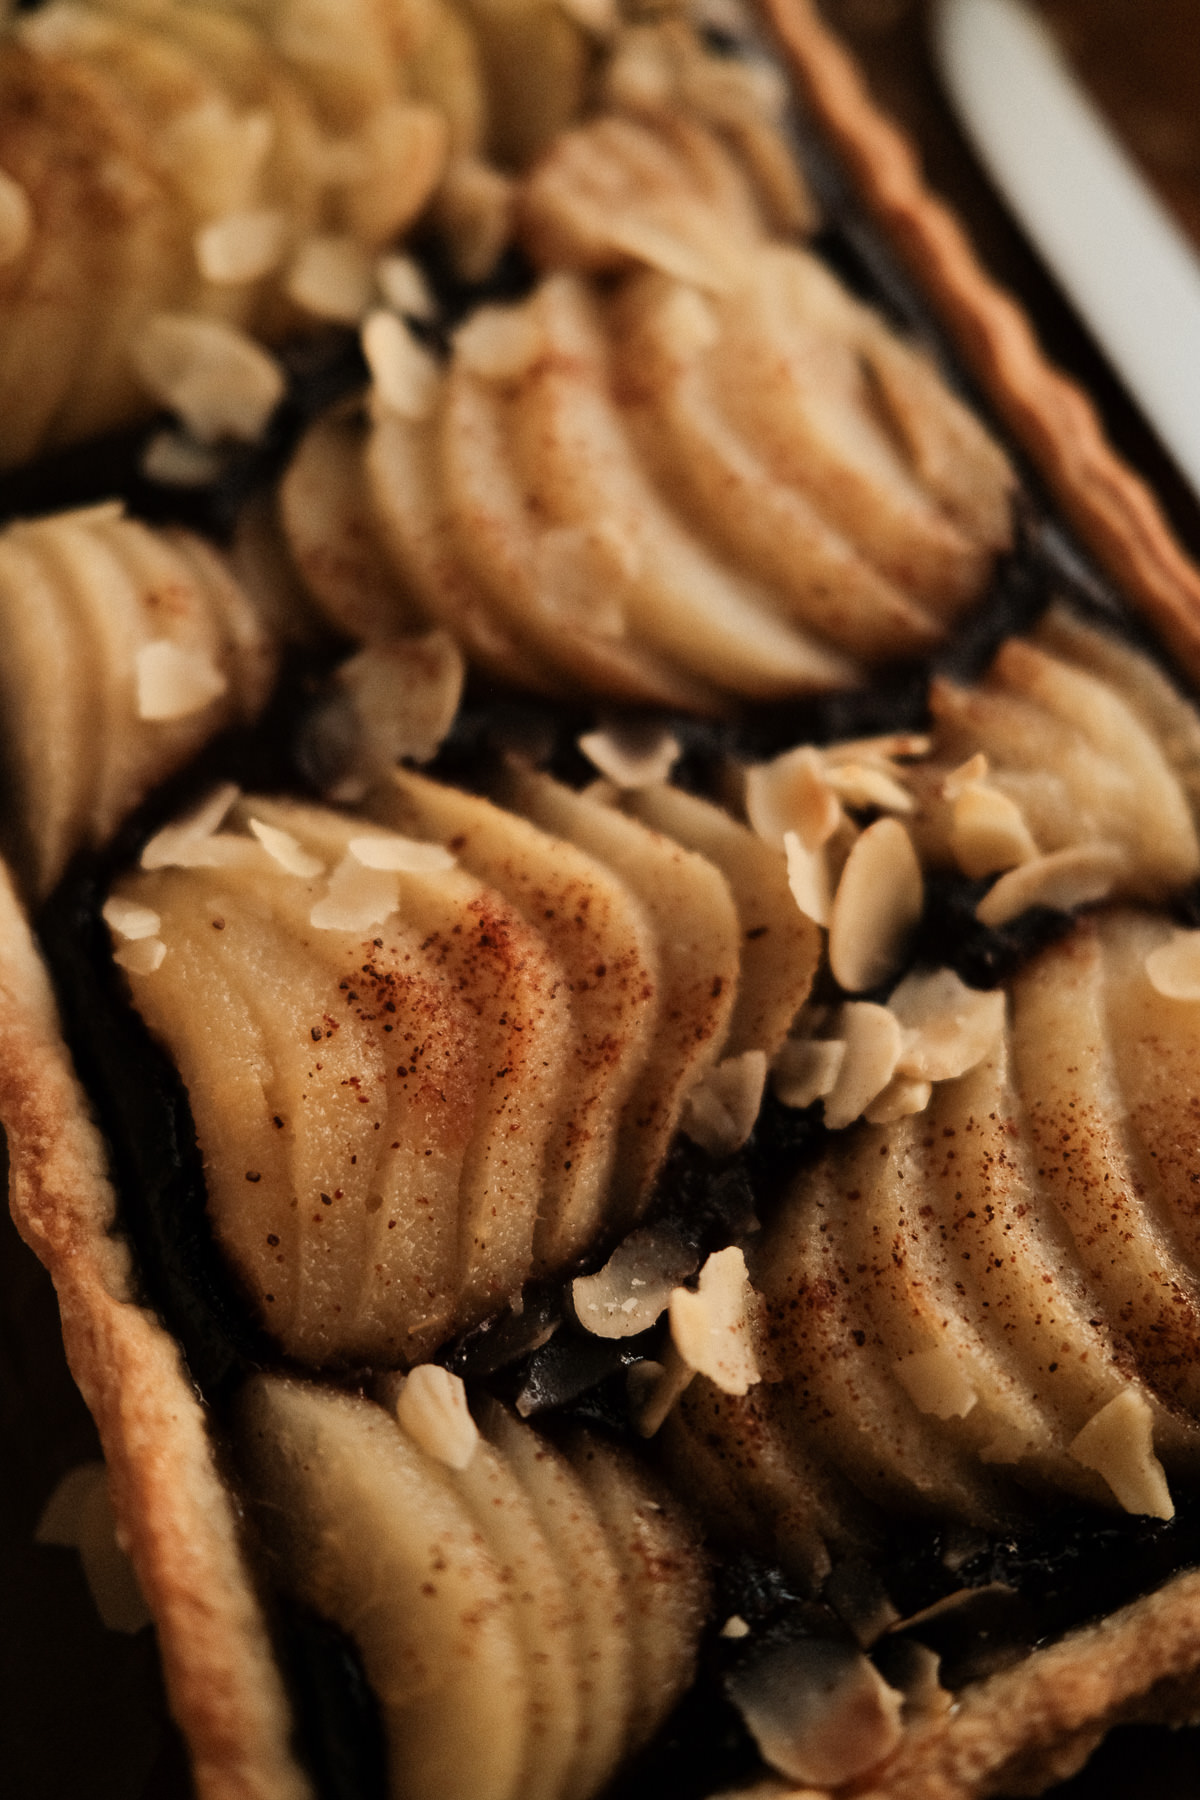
348 833 456 873
822 1002 902 1130
102 897 161 942
1068 1389 1173 1519
454 305 544 384
140 784 240 870
287 235 374 323
133 315 286 444
951 781 1038 880
114 938 167 975
783 830 831 929
136 641 228 722
670 1246 761 1396
680 1050 768 1156
824 761 914 814
746 748 840 851
772 1036 846 1111
577 721 680 790
828 818 923 993
362 311 440 421
894 1347 978 1420
247 819 325 879
195 210 287 286
890 967 1006 1083
572 1226 697 1341
975 843 1126 929
863 1074 932 1124
309 854 400 931
627 1342 696 1438
140 431 225 489
1145 930 1200 1001
390 1365 478 1471
376 255 436 321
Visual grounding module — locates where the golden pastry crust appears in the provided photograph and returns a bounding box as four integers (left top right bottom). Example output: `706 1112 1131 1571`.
759 0 1200 688
0 862 309 1800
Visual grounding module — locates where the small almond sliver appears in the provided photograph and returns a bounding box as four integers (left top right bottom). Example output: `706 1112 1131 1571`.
1145 930 1200 1001
102 897 161 942
822 1002 902 1130
828 817 923 993
248 818 324 879
136 641 227 721
975 844 1125 928
348 834 456 873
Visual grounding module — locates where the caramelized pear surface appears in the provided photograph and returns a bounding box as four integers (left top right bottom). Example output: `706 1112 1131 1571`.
235 1375 707 1800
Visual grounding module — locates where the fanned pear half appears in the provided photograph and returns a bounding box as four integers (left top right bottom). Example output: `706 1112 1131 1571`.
235 1375 708 1800
676 909 1200 1582
0 502 275 898
291 245 1012 707
107 771 819 1364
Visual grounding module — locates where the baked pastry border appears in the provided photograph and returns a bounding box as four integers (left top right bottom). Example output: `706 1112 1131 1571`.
0 862 311 1800
760 0 1200 689
8 5 1200 1797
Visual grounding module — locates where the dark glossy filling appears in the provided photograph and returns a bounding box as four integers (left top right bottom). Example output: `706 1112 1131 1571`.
15 21 1200 1800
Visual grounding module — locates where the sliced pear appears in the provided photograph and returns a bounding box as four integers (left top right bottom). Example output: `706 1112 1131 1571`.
370 768 660 1272
478 1398 634 1799
161 526 278 719
609 272 944 662
493 276 858 696
366 408 570 695
502 767 739 1219
450 0 588 169
0 532 96 895
282 407 424 643
1010 919 1200 1416
236 1377 530 1800
438 348 732 709
566 1430 708 1756
407 0 488 157
621 781 819 1061
249 796 574 1322
709 246 1007 612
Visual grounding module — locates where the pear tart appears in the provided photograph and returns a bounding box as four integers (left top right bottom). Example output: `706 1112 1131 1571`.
13 4 1200 1800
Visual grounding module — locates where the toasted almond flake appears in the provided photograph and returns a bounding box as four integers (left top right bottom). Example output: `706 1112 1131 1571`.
942 752 989 799
681 1050 768 1156
36 1463 152 1635
627 1343 695 1438
248 818 325 879
975 843 1125 928
376 254 436 321
721 1615 752 1641
656 283 720 358
573 1226 697 1340
890 968 1006 1083
772 1036 846 1110
951 781 1039 880
746 748 841 851
160 102 275 220
822 1002 902 1130
1145 930 1200 1001
1068 1389 1173 1519
102 897 161 942
979 1422 1033 1466
362 310 440 420
140 429 225 489
894 1347 978 1420
578 720 680 789
726 1638 904 1788
454 304 544 383
136 640 228 722
114 938 167 975
285 234 374 323
310 854 401 931
348 833 456 873
863 1074 932 1124
824 760 914 814
335 634 465 770
0 169 32 266
828 817 923 994
391 1365 478 1470
195 209 287 285
140 783 240 869
669 1246 761 1396
783 830 831 928
605 214 734 293
535 524 631 636
133 314 286 444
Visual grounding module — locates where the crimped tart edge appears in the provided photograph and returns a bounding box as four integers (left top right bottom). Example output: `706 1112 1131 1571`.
0 863 312 1800
760 0 1200 691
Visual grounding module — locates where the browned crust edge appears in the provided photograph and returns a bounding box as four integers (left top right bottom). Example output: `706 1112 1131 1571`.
0 864 311 1800
759 0 1200 691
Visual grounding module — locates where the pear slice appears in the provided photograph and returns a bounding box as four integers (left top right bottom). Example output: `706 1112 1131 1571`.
375 1379 582 1800
282 408 423 643
113 880 302 1339
451 0 588 168
609 272 944 662
369 768 660 1272
1010 919 1200 1417
438 350 730 710
490 276 858 696
236 1377 530 1800
406 0 487 157
160 526 277 719
478 1398 634 1799
249 796 574 1322
621 781 819 1061
366 409 570 695
0 532 96 896
709 246 1007 612
566 1430 709 1756
502 767 739 1220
